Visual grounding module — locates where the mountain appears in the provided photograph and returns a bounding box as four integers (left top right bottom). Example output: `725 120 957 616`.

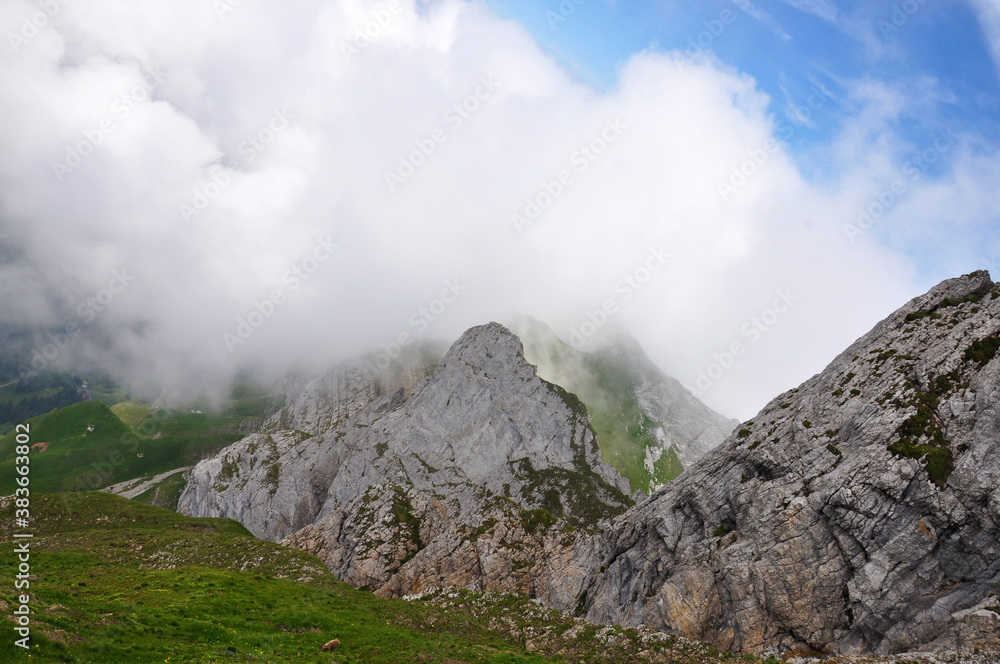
510 317 737 493
259 339 447 436
179 323 634 595
2 491 807 664
179 273 1000 659
535 271 1000 657
1 494 986 664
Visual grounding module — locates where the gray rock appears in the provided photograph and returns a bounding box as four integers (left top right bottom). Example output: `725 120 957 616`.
180 322 633 595
546 271 1000 657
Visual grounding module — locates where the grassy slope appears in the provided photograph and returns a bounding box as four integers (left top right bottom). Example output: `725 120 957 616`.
516 322 683 494
0 373 129 424
0 402 133 494
0 493 545 663
0 493 751 664
108 402 151 429
0 402 248 495
578 351 684 493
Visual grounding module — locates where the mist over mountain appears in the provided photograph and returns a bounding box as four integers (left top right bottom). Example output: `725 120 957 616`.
173 272 1000 659
6 0 998 421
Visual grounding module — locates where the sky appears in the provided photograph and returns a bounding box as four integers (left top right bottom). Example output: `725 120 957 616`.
1 0 999 420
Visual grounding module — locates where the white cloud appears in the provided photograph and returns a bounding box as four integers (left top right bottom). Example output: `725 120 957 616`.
0 0 995 419
968 0 1000 81
778 0 838 22
731 0 792 42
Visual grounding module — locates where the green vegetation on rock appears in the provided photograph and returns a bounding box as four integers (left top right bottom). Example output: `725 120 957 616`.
965 334 1000 368
888 375 958 488
516 322 687 494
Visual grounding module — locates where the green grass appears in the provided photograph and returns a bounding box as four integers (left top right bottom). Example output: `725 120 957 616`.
0 402 134 494
0 402 251 495
0 493 763 664
0 493 567 664
108 402 152 429
514 319 686 495
0 493 553 664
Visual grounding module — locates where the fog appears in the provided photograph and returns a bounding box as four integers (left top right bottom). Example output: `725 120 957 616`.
2 0 999 420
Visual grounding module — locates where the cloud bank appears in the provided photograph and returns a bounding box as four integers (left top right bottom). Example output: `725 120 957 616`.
1 0 996 419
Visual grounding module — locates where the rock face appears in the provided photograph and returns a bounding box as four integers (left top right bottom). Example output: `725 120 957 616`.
179 323 632 595
261 341 446 436
619 336 738 470
547 272 1000 657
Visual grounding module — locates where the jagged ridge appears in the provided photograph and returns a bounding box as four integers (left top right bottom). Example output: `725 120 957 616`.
180 322 632 596
539 271 1000 657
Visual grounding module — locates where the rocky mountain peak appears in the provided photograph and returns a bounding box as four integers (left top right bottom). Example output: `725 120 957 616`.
179 277 1000 659
440 321 532 374
181 320 633 594
537 272 1000 657
907 270 994 313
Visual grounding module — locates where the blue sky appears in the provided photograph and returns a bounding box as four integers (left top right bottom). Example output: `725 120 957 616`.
484 0 1000 289
487 0 1000 171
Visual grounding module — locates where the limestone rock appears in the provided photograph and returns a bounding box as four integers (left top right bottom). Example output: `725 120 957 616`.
181 322 632 595
548 271 1000 657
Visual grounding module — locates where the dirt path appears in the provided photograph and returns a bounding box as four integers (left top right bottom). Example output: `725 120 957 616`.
105 466 191 499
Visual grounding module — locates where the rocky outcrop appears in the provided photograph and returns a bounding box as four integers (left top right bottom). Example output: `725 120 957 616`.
544 271 1000 657
632 355 738 470
180 323 632 595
